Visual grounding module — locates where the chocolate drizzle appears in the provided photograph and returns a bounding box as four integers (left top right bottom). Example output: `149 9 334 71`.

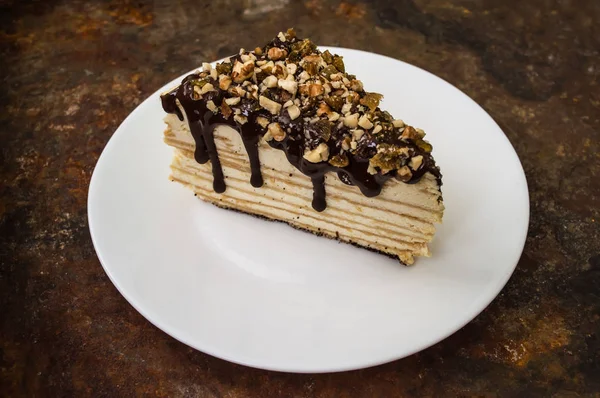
160 32 441 212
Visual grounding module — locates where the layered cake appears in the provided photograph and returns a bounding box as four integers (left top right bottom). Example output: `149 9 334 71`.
160 29 443 264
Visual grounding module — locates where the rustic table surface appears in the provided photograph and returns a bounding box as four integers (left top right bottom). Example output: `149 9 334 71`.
2 0 599 396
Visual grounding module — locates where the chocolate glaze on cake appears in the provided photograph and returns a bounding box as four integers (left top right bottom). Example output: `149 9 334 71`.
161 29 441 211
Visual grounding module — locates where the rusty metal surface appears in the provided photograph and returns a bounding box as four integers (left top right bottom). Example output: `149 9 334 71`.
1 0 599 396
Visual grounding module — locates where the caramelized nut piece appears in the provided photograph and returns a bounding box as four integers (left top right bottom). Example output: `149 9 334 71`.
259 95 282 115
401 126 422 140
220 102 232 118
328 112 340 122
308 84 324 97
349 79 363 91
329 153 349 167
317 102 331 116
303 143 330 163
409 155 424 170
254 47 263 55
268 122 286 141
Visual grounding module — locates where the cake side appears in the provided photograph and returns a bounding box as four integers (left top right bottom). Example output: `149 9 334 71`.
165 116 443 264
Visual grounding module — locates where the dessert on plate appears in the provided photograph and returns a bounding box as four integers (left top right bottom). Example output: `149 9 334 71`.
160 29 443 265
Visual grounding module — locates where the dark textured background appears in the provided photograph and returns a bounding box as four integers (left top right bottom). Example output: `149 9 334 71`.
1 0 599 396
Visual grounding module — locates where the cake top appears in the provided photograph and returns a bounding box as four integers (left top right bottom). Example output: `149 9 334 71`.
161 29 441 204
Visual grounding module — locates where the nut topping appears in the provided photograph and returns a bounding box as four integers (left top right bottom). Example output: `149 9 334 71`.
303 143 330 163
343 113 359 128
268 122 286 141
287 105 301 120
268 47 287 61
259 95 282 115
256 116 270 128
166 30 440 194
409 155 423 170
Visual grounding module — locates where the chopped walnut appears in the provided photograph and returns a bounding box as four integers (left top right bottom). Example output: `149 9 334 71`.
392 119 405 128
228 86 246 97
268 122 286 141
256 116 270 128
219 75 232 90
341 103 352 115
287 105 301 120
278 79 298 95
352 129 365 140
268 47 287 61
341 136 351 151
358 114 373 130
225 97 241 105
234 114 248 124
409 155 423 170
206 100 217 113
401 126 424 141
200 83 215 94
303 143 330 163
343 113 359 128
308 84 324 97
396 166 413 182
263 75 278 88
259 95 282 115
232 60 255 83
286 63 297 75
221 102 232 118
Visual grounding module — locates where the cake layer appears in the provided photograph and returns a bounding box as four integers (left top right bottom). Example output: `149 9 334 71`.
165 116 443 264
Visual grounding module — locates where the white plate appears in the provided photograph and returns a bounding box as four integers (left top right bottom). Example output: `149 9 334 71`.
88 47 529 373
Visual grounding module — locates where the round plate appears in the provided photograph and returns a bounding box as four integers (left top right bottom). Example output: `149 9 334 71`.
88 47 529 373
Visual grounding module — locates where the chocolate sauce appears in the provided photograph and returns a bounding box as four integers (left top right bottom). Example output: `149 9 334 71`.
160 38 441 212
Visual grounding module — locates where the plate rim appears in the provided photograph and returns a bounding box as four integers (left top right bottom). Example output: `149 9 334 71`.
88 46 530 373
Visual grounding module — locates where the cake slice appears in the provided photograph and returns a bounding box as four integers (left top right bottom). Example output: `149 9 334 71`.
160 29 443 264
